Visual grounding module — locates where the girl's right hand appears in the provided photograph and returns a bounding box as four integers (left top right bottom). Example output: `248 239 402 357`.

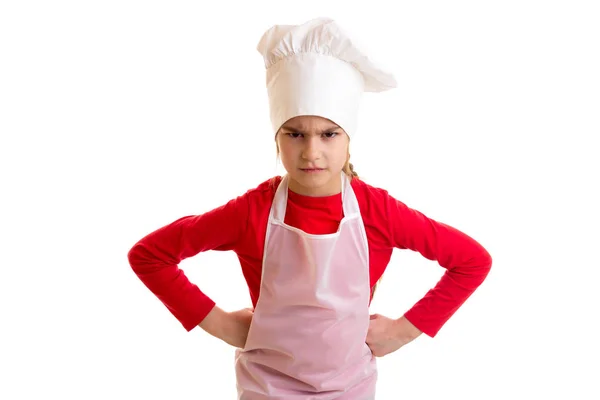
199 306 254 349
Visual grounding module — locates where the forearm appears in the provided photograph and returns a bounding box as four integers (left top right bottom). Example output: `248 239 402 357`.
404 253 491 337
393 315 423 346
198 304 228 340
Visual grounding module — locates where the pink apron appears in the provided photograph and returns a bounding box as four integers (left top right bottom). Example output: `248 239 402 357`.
234 173 377 399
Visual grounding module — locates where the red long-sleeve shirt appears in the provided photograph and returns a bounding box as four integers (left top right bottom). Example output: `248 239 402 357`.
127 176 492 337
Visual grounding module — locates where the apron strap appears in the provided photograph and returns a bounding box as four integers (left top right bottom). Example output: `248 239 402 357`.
271 173 360 223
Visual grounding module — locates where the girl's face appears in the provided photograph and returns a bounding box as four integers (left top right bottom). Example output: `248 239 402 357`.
276 115 349 197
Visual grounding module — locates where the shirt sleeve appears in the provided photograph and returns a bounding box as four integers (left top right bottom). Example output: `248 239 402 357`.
127 195 248 332
386 193 492 337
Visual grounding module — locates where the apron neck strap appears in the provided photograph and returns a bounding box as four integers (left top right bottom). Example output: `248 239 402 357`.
271 173 359 222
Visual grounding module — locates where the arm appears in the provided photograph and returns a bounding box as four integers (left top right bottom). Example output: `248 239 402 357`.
386 194 492 338
127 195 248 332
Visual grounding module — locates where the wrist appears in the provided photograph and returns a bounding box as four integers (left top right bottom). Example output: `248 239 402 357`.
393 316 422 345
199 305 229 340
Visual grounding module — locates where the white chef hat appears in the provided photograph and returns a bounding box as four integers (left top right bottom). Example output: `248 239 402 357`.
256 17 397 139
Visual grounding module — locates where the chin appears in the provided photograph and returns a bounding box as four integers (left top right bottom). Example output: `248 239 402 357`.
289 170 341 195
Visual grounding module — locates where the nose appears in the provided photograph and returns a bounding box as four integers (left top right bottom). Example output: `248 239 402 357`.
301 136 322 161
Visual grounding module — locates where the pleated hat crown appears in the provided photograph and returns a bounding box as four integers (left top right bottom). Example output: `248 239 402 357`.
256 17 397 139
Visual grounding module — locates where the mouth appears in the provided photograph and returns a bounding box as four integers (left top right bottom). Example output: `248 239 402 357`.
300 168 325 173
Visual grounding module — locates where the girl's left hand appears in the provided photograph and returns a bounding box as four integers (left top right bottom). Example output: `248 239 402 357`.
366 314 422 357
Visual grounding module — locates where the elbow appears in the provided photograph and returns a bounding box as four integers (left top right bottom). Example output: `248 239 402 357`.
472 237 493 273
482 247 492 269
127 242 144 274
478 248 493 280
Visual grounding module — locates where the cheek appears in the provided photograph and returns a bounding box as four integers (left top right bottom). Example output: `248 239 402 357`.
331 144 349 166
278 144 296 164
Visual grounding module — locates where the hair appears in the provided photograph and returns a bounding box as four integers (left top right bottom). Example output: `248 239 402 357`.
344 161 359 179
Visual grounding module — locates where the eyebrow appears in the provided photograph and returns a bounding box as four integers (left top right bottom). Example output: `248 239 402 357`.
280 125 341 133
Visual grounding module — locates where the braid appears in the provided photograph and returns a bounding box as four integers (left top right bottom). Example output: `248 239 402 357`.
344 160 359 179
348 162 358 177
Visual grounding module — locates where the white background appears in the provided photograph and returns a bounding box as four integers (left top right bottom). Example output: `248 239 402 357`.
1 1 599 399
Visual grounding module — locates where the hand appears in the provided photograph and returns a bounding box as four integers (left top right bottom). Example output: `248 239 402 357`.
199 306 254 349
224 307 254 349
366 314 422 357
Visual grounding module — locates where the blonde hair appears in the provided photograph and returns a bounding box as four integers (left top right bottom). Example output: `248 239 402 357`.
343 160 359 179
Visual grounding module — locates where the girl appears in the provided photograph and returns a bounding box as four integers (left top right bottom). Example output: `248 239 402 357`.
127 17 492 399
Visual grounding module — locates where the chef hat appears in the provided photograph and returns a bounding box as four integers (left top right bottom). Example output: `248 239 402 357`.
256 17 397 139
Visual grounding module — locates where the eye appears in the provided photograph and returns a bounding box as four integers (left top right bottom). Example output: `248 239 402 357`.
286 132 302 138
323 131 339 139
